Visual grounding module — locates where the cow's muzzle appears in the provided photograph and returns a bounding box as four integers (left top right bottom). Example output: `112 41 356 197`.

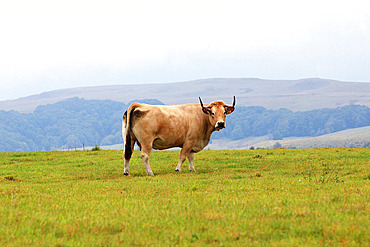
215 121 225 130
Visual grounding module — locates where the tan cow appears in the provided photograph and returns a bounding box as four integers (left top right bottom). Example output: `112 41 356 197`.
122 97 235 176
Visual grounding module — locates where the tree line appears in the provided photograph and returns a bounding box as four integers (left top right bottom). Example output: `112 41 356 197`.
0 97 369 152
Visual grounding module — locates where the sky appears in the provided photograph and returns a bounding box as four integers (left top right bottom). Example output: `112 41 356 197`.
1 0 370 100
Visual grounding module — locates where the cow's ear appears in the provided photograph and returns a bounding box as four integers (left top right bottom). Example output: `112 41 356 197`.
225 96 235 115
225 106 234 115
202 106 212 115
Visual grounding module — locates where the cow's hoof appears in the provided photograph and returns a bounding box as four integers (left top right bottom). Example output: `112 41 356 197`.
148 173 154 176
124 172 129 176
189 169 196 172
175 169 181 172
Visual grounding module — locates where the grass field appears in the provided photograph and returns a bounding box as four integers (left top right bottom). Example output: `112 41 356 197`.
0 148 369 246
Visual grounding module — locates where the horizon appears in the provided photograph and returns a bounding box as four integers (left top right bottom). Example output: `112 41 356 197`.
2 76 370 102
1 77 369 115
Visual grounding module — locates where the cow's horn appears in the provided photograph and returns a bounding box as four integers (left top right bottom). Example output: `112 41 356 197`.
199 97 204 108
199 97 210 114
232 96 236 107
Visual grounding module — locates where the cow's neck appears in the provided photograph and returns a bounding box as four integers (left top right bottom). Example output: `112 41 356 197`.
203 116 216 144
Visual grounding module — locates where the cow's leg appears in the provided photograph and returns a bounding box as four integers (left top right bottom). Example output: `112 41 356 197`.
123 139 135 176
175 152 187 172
176 143 195 172
188 152 196 172
124 158 130 176
140 144 154 176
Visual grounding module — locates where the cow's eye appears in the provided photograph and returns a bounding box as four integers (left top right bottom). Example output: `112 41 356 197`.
211 112 215 116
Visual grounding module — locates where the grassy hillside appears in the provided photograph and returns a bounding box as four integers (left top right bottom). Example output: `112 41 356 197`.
1 149 369 246
1 97 369 152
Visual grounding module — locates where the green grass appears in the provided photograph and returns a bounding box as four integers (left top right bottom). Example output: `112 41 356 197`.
0 148 369 246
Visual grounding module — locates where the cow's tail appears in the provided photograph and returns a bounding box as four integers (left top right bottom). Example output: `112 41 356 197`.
123 104 137 160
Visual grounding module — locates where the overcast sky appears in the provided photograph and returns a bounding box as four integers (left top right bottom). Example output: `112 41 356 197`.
1 0 370 100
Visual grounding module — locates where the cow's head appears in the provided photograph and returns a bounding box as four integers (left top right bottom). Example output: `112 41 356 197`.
199 96 235 131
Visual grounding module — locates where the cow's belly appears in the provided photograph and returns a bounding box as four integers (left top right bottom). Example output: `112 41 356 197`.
152 137 182 150
152 136 209 152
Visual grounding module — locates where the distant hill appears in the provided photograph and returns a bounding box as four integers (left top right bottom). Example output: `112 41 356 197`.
1 78 370 113
250 126 370 149
0 97 369 152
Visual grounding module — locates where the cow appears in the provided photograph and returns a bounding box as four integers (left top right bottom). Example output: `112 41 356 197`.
122 97 235 176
